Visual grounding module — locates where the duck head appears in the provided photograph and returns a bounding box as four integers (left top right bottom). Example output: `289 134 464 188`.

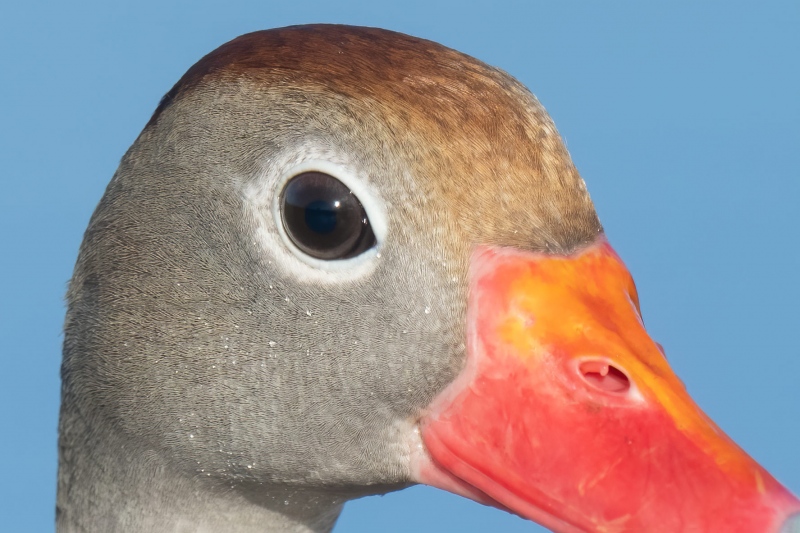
58 25 800 532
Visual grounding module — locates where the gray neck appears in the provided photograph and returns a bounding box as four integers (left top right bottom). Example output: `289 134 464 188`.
57 401 344 533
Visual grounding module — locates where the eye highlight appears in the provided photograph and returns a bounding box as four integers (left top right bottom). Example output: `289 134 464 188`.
280 171 377 260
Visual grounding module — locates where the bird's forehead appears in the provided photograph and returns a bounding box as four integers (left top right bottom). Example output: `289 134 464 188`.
150 25 532 127
153 24 601 254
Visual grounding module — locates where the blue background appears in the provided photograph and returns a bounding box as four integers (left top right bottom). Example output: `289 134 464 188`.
2 1 798 531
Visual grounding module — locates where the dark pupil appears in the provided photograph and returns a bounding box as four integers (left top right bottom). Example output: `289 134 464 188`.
305 200 338 234
281 172 376 260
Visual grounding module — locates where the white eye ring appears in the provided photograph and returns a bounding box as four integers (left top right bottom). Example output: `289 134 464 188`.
271 159 387 273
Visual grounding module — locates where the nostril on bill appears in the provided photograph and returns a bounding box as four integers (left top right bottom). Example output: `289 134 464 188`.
782 513 800 533
579 360 630 394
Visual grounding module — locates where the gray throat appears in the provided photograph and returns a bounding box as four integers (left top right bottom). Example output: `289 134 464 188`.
57 405 345 533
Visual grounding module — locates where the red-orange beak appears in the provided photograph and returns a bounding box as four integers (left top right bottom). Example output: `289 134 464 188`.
415 240 800 532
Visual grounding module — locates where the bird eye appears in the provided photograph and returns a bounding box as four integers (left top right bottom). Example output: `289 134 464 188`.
280 172 377 260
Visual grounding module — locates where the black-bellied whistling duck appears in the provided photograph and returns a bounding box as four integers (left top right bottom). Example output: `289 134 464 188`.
57 25 800 533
